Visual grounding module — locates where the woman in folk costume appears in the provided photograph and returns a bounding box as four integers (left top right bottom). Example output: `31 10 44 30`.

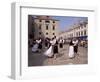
32 40 38 52
45 37 50 48
44 39 53 57
68 40 74 58
36 38 42 52
52 36 59 59
59 37 64 48
73 38 79 55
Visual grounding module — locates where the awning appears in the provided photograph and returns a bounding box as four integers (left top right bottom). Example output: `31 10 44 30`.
78 36 88 40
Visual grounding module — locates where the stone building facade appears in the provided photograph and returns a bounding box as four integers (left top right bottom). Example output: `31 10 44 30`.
59 20 88 40
32 16 59 39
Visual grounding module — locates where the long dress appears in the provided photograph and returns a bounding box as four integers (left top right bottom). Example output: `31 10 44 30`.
59 39 63 48
44 46 53 57
38 42 42 49
73 40 78 53
68 41 74 58
45 39 49 48
45 40 48 47
68 46 74 58
32 43 38 52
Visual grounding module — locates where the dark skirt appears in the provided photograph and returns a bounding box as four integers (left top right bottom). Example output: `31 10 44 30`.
38 43 42 49
53 45 58 54
74 46 78 53
45 42 48 47
59 43 63 48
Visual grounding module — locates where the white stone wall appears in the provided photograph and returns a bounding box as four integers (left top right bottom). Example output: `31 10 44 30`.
59 23 88 39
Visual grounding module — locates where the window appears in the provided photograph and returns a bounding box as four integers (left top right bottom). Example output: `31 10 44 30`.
81 25 83 29
72 34 73 37
76 32 78 37
83 24 86 27
46 25 48 30
84 30 86 36
46 32 48 35
45 20 50 23
53 33 55 35
39 32 41 35
53 25 55 30
70 34 73 37
81 31 83 36
53 21 55 23
39 25 41 29
79 32 80 36
83 22 87 27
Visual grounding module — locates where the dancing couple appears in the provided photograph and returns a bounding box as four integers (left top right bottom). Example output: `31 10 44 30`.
32 38 42 53
44 36 58 59
68 38 79 59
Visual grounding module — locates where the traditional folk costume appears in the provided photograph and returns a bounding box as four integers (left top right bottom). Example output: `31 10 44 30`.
59 39 64 48
73 40 78 53
45 38 50 48
52 39 58 54
44 38 59 58
32 43 38 52
36 39 42 50
68 40 74 58
44 40 53 57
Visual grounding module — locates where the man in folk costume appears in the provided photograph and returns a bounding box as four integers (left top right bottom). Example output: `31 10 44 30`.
58 37 64 55
45 37 49 49
36 38 42 52
52 36 59 59
73 38 79 56
59 37 64 48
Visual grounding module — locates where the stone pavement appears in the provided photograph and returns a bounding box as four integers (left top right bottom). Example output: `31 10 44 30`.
28 44 88 66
